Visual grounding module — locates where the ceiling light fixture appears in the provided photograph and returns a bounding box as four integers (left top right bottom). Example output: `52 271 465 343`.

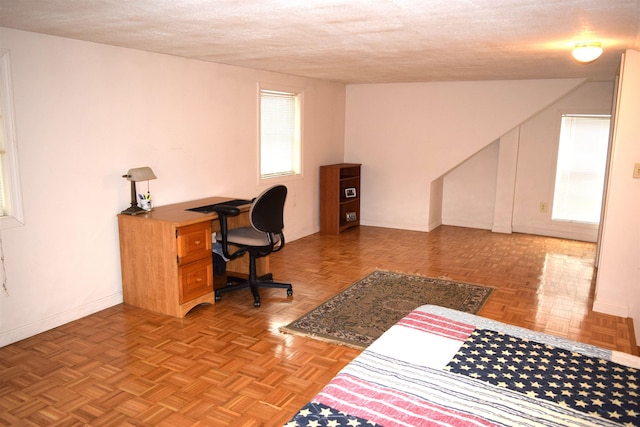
571 42 603 63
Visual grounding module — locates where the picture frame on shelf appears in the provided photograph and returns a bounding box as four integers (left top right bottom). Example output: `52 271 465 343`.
345 187 357 198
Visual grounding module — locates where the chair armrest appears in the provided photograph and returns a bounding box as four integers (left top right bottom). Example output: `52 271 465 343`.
211 205 241 217
212 205 244 260
271 232 285 253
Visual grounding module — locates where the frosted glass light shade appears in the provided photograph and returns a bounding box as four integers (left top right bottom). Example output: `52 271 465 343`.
572 42 603 63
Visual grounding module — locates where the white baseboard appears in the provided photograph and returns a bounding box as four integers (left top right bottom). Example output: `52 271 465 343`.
427 219 442 232
360 219 429 232
513 225 597 243
491 225 513 234
593 300 629 318
0 293 123 347
442 218 493 231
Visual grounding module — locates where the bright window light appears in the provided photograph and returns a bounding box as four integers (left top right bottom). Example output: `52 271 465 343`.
0 49 24 229
259 89 301 180
552 115 610 224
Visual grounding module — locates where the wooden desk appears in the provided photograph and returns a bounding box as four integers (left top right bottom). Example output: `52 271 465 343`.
117 196 268 317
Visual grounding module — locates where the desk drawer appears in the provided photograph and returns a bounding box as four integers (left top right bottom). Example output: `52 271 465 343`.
179 257 213 303
177 222 212 265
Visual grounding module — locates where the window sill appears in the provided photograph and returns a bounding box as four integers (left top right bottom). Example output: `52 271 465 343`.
0 215 24 230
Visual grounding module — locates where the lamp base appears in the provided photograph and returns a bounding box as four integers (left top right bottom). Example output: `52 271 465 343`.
121 205 147 215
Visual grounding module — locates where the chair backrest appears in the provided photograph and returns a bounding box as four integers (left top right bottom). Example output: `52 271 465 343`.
250 185 287 234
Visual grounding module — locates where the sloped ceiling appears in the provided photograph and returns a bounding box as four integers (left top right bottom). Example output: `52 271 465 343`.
1 0 639 84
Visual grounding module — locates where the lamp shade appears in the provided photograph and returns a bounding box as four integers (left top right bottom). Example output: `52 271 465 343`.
124 167 157 182
572 42 603 63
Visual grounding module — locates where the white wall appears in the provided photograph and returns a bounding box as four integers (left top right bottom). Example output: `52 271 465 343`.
0 28 345 346
344 79 585 232
491 127 520 234
512 82 614 241
595 50 640 343
440 82 614 242
442 141 499 229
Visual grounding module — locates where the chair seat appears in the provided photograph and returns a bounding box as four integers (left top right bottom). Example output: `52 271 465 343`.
219 226 281 248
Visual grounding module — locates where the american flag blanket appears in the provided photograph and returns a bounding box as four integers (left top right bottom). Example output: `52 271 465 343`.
284 305 640 427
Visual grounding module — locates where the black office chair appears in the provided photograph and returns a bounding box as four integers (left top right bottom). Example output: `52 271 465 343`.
212 185 293 307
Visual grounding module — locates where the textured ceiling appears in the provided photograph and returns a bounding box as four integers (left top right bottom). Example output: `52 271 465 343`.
1 0 639 84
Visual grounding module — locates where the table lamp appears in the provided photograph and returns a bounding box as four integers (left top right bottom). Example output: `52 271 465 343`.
121 166 157 215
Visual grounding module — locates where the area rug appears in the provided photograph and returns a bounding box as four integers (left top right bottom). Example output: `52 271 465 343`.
280 270 493 349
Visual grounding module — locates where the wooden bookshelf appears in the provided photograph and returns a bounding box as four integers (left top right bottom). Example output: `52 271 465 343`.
320 163 361 234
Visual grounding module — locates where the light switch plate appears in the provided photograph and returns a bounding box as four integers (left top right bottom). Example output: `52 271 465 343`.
634 163 640 179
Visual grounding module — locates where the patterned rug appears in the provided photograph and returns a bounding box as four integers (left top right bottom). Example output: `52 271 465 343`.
280 270 493 349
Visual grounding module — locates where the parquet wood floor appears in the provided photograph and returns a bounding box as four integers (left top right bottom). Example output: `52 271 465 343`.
0 226 636 426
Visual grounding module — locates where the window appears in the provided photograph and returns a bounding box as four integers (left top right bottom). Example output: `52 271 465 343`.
0 50 24 229
551 114 610 224
259 88 302 180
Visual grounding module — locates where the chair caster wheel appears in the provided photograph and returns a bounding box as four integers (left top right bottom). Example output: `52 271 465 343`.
254 300 261 308
287 288 293 296
215 292 221 302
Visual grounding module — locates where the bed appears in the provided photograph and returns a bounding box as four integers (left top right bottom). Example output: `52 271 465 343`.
284 305 640 427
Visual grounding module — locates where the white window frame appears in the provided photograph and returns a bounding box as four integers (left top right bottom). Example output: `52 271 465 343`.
0 50 24 229
257 84 303 183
